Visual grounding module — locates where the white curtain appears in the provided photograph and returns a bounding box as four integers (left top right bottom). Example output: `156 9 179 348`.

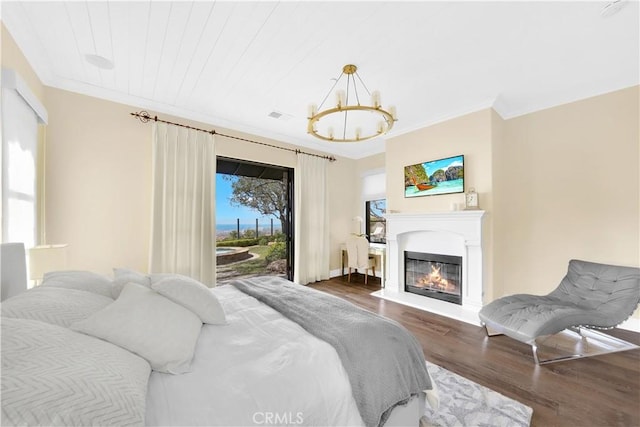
149 122 216 286
294 154 330 284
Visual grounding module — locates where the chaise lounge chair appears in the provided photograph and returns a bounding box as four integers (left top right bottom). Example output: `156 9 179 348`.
479 259 640 364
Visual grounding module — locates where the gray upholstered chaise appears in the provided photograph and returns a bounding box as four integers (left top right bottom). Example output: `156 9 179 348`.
479 259 640 364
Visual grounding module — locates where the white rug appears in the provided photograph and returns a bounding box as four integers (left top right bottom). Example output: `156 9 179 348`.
422 361 533 427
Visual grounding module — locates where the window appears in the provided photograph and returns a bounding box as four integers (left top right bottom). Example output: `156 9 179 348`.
1 70 47 248
361 169 386 244
366 199 386 243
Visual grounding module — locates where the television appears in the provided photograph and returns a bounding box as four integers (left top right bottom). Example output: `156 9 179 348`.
404 154 464 198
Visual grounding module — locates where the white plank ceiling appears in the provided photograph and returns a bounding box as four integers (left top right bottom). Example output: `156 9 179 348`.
2 1 638 159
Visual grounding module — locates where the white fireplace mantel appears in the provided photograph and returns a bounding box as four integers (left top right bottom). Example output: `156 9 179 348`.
372 210 486 325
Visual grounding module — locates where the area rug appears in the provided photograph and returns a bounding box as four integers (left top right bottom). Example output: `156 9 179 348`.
421 361 533 427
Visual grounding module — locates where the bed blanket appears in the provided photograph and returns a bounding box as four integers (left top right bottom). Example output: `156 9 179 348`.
1 317 150 426
231 276 432 427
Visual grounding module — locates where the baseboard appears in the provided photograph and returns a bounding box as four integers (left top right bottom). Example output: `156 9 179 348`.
329 269 342 278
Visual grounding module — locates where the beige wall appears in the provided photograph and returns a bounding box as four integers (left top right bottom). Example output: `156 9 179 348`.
495 86 639 302
363 86 638 320
370 87 640 316
43 86 357 276
44 88 151 274
384 109 496 299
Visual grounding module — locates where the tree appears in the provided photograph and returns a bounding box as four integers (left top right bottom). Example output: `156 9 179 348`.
223 175 287 233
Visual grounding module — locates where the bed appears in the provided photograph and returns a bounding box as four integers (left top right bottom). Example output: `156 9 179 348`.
1 249 436 426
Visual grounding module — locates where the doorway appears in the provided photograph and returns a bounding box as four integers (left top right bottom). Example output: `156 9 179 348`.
215 157 294 282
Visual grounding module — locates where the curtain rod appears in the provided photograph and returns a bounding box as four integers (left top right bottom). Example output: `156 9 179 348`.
130 111 336 162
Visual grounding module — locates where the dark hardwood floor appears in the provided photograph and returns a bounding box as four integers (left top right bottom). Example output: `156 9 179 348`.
309 275 640 427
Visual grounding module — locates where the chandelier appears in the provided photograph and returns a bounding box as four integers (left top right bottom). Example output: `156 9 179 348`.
307 64 397 143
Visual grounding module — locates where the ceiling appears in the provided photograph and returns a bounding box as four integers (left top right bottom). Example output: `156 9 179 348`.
2 1 638 159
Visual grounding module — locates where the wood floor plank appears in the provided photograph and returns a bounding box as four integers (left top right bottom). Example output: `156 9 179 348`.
309 276 640 427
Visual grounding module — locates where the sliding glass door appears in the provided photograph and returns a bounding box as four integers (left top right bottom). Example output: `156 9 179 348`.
215 157 294 281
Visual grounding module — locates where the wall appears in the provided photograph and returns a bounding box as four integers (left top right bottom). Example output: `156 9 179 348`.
495 86 639 307
43 86 357 276
368 85 639 322
384 109 495 299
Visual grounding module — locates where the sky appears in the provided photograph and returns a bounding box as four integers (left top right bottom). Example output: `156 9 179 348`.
423 155 464 176
216 174 274 225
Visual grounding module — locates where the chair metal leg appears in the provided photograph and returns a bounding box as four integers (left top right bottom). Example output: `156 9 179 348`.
348 267 352 283
481 323 505 337
531 327 640 365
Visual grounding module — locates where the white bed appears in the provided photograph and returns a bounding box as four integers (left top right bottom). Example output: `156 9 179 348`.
1 245 434 426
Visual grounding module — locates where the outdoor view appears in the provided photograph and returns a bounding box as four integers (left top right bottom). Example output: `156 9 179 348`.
216 173 288 281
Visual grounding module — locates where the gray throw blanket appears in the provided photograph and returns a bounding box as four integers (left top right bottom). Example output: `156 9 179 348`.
230 276 432 427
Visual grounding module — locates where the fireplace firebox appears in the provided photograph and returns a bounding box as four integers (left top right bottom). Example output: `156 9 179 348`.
404 251 462 305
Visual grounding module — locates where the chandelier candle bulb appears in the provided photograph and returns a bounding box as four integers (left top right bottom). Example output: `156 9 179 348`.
308 104 317 118
377 121 384 133
328 127 334 139
389 105 397 120
336 90 345 108
372 91 381 108
355 127 362 140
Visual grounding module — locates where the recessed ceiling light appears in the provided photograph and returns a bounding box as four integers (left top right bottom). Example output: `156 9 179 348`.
601 0 626 18
84 53 114 70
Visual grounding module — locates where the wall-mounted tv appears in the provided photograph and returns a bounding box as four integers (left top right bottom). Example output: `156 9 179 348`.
404 154 464 198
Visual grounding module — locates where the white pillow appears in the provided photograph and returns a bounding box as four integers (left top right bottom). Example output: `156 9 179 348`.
152 277 227 325
149 273 195 284
112 268 151 298
71 282 202 374
42 270 114 298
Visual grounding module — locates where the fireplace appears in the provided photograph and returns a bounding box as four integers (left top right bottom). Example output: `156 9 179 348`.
404 251 462 305
372 211 485 325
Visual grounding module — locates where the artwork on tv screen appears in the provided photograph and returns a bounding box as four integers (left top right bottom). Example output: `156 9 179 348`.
404 154 464 198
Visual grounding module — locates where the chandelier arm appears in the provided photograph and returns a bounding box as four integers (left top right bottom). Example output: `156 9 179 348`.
345 73 351 106
352 73 362 106
318 72 344 110
354 71 372 97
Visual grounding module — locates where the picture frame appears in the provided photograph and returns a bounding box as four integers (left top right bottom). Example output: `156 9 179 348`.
404 154 464 198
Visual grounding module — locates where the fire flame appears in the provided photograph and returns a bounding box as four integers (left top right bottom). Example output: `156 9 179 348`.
417 265 454 291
